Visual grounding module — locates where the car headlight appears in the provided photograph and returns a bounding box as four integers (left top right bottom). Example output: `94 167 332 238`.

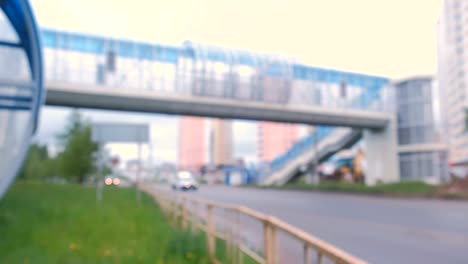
105 178 112 185
113 178 120 185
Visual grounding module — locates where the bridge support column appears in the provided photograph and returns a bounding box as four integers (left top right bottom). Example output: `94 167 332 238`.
363 117 399 185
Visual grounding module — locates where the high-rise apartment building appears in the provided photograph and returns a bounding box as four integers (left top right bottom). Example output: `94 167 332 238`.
257 122 300 162
211 119 233 165
438 0 468 163
178 117 234 169
178 116 206 170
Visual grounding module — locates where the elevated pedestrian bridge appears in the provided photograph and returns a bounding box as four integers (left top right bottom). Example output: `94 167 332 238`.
41 29 399 185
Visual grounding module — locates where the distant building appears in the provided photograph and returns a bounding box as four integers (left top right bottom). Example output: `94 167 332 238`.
393 77 448 183
178 117 234 169
178 116 206 170
437 0 468 163
257 122 300 162
211 119 233 165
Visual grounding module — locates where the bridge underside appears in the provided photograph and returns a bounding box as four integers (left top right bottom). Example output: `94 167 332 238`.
45 82 392 129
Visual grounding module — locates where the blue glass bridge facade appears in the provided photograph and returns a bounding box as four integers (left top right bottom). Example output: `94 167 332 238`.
41 29 393 181
41 29 389 109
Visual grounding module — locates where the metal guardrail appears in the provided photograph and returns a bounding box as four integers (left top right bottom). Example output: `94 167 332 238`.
142 186 367 264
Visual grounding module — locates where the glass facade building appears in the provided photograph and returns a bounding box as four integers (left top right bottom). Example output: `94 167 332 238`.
394 77 448 182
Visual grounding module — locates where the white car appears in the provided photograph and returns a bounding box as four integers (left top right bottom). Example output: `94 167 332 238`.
171 171 199 191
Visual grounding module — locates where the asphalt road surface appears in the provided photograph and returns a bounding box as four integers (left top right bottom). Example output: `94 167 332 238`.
167 185 468 264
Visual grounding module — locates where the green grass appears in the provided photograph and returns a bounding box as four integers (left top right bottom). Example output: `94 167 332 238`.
0 182 212 264
214 237 257 264
254 181 438 197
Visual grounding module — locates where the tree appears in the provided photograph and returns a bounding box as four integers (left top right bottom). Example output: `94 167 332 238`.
57 110 98 183
466 109 468 131
18 144 55 180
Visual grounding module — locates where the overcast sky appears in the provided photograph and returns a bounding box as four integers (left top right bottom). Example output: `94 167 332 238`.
31 0 443 164
32 0 442 77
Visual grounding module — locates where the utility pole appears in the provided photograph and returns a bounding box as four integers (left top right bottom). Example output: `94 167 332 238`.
95 147 106 205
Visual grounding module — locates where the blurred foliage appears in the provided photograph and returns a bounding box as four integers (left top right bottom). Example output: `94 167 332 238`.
164 230 211 263
253 180 468 200
18 110 99 183
18 144 57 180
101 165 113 177
57 110 98 183
466 108 468 131
255 181 439 197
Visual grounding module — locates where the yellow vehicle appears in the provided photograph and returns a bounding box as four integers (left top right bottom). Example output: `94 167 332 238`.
352 149 366 183
319 149 365 183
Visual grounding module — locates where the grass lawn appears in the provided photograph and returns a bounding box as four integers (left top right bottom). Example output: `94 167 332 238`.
254 181 441 197
0 182 211 264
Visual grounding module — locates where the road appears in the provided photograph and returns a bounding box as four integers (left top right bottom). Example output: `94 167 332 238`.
172 185 468 264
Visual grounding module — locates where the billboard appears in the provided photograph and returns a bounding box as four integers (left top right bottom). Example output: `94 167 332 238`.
92 123 149 143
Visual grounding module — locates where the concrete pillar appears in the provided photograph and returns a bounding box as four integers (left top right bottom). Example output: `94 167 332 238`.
363 117 399 185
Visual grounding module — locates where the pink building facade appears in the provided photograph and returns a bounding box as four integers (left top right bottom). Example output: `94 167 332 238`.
258 122 300 162
178 116 206 170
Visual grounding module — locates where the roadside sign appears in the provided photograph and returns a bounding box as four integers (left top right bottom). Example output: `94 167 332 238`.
92 123 149 143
